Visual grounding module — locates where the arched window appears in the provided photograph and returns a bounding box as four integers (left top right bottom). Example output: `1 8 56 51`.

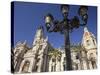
89 53 96 69
76 53 79 59
86 40 90 46
35 65 38 71
52 58 56 62
91 60 96 69
63 64 66 71
51 65 56 72
22 60 30 73
51 66 53 72
93 39 95 45
32 65 38 72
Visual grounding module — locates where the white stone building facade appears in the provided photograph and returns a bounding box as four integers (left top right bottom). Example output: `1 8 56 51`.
12 26 97 73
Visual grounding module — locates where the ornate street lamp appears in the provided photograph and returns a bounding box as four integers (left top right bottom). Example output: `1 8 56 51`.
45 13 54 31
78 6 88 25
61 5 69 17
44 4 88 70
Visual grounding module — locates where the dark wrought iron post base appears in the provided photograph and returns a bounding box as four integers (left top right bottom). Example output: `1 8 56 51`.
64 29 72 70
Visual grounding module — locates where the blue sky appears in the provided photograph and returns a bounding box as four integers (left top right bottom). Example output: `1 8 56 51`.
13 1 97 48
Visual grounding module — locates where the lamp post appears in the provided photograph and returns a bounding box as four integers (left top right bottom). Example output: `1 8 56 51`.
44 5 88 70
